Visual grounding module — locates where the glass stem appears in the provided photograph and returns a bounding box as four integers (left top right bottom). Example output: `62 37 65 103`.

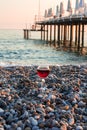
41 78 45 87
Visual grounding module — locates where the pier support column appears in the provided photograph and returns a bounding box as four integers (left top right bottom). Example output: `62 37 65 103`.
50 25 52 45
81 24 85 54
82 24 84 48
78 23 81 52
58 25 60 47
47 25 48 43
70 24 74 49
43 25 45 41
67 25 69 40
26 30 29 39
54 25 56 46
61 25 63 44
24 29 26 39
75 25 78 46
64 25 67 46
41 25 43 40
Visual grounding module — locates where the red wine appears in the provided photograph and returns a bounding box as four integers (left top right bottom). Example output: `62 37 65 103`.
37 67 50 78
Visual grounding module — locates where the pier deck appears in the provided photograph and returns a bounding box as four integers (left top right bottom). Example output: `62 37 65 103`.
36 16 87 25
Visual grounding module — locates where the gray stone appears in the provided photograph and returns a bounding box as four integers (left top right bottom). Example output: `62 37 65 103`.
68 117 75 126
17 127 22 130
4 124 11 130
29 117 38 126
21 111 29 119
7 114 14 123
78 101 86 107
0 99 7 109
24 127 31 130
32 126 39 130
76 126 83 130
0 108 4 116
51 127 60 130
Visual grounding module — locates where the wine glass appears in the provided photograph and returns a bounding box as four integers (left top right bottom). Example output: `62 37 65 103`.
37 65 50 91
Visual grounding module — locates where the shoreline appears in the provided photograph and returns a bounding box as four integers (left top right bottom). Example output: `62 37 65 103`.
0 65 87 130
0 62 87 67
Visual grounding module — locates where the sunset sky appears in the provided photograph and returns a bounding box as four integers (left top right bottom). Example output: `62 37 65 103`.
0 0 86 29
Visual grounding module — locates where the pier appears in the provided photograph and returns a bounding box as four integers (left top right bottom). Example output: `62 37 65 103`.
36 16 87 54
23 16 87 54
23 0 87 54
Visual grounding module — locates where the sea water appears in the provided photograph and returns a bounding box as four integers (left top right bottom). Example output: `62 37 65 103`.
0 29 87 66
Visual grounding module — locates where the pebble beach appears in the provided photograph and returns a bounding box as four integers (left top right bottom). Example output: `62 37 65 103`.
0 65 87 130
